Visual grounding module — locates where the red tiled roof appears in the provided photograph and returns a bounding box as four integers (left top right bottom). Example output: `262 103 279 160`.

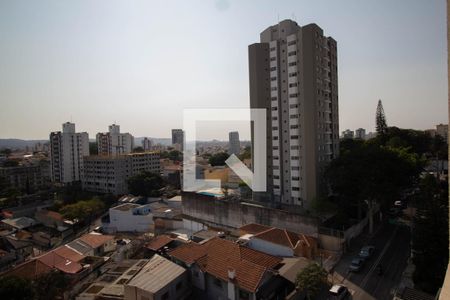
78 233 114 249
3 259 53 280
169 238 282 292
145 235 173 251
253 228 300 248
38 250 83 274
239 223 271 235
52 245 85 262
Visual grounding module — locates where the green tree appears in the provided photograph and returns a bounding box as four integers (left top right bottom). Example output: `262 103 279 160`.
33 270 69 300
412 175 449 294
325 140 423 232
239 145 251 160
208 152 229 166
295 263 328 300
0 276 35 300
375 99 388 135
60 198 105 221
127 171 165 197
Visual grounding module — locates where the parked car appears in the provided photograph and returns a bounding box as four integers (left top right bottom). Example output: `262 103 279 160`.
358 245 375 260
349 258 364 272
329 284 349 299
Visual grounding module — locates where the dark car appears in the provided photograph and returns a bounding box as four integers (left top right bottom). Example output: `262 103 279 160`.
349 258 364 272
329 284 349 299
358 246 375 260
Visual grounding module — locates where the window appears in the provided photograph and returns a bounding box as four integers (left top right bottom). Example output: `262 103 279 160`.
289 93 298 98
270 47 276 51
271 77 277 81
287 40 297 46
293 187 300 191
214 278 222 289
272 127 278 131
289 83 298 88
288 51 297 56
288 62 297 67
271 96 277 101
271 107 277 111
291 135 299 139
291 145 299 149
271 87 277 91
290 115 299 119
289 72 298 77
292 166 300 170
292 176 300 181
270 57 276 61
289 104 298 109
291 156 299 160
273 146 279 150
272 117 277 121
270 66 276 71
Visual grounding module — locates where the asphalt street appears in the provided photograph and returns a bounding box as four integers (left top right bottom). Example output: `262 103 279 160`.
332 222 411 300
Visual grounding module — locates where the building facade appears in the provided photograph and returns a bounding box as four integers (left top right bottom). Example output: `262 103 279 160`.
436 123 448 143
142 137 153 151
82 152 160 195
228 131 240 156
49 122 89 183
171 129 184 151
249 20 339 208
355 128 366 139
96 124 134 156
342 129 354 139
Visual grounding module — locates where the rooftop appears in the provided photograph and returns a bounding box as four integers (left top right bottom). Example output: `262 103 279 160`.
113 203 141 211
145 235 173 251
78 233 114 249
1 217 37 230
126 254 185 293
169 237 282 292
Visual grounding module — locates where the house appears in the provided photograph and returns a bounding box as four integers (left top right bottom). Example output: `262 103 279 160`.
124 254 189 300
1 217 38 231
103 203 154 233
168 237 293 300
78 233 116 256
239 223 318 259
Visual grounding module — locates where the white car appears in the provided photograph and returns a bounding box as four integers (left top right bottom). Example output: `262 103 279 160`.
329 284 349 299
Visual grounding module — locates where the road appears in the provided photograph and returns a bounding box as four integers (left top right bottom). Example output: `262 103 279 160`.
332 222 411 300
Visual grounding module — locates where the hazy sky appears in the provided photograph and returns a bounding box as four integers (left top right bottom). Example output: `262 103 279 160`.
0 0 447 140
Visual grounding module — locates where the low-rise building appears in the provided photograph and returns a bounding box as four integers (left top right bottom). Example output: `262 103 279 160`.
82 152 160 195
124 254 189 300
168 237 293 299
104 203 154 233
0 162 50 193
239 223 318 259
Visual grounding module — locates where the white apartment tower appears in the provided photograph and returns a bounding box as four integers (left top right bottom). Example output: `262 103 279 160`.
49 122 89 183
96 124 134 155
249 20 339 208
228 131 241 156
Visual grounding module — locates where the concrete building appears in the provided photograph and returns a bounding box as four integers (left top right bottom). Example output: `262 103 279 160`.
142 137 152 151
49 122 89 183
249 19 339 208
171 129 184 151
228 131 240 156
436 123 448 142
103 203 154 233
97 124 134 156
82 152 160 195
342 129 354 139
124 254 189 300
0 163 50 193
355 128 366 139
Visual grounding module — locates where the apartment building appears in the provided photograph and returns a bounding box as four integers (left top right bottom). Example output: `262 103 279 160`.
355 128 366 140
171 129 184 151
142 137 152 151
96 124 134 155
82 152 160 195
228 131 240 156
49 122 89 183
249 20 339 208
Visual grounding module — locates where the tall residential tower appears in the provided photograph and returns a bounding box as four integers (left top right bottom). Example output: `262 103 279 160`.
249 20 339 208
228 131 241 156
96 124 134 156
49 122 89 183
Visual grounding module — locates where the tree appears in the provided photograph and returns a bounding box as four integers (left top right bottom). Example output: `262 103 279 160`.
375 99 388 135
325 140 423 233
412 175 449 294
208 152 230 166
295 263 328 300
60 198 105 221
33 270 69 300
0 276 35 300
127 171 165 197
239 146 251 160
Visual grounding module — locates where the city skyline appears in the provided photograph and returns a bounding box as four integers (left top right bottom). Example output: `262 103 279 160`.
0 0 447 140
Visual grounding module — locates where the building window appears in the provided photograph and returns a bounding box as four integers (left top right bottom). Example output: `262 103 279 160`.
288 62 297 67
287 40 297 46
288 51 297 56
291 135 299 139
292 176 300 180
270 57 276 61
292 166 300 170
289 104 298 109
293 187 300 191
289 83 298 88
289 115 299 119
288 72 297 77
214 278 222 289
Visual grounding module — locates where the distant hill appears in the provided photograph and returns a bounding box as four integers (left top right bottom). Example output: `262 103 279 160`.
0 139 48 150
